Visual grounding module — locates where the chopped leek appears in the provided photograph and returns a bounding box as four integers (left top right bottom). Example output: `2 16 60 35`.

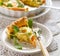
13 25 19 33
13 37 22 50
28 19 33 28
15 45 22 50
16 0 24 8
7 3 13 7
13 37 18 45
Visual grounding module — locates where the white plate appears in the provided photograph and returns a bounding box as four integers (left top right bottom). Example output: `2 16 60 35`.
0 0 52 19
2 22 53 54
31 0 52 19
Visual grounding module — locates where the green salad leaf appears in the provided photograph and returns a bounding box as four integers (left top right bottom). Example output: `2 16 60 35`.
28 19 33 28
13 25 19 33
7 3 13 7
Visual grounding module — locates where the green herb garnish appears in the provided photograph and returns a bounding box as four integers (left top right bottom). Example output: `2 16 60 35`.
0 2 3 6
10 35 14 39
7 3 13 7
10 34 16 39
18 4 24 8
13 25 19 33
28 32 31 35
16 0 24 8
28 19 33 28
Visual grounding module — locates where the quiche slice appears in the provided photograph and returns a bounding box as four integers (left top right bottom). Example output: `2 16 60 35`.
6 17 37 47
0 0 28 11
20 0 46 7
7 17 28 34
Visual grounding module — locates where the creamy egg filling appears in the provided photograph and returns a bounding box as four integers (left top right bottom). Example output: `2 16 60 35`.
15 27 35 43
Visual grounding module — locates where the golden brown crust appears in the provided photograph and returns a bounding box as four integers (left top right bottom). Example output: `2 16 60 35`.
1 1 28 11
7 17 28 33
30 35 37 47
8 7 28 11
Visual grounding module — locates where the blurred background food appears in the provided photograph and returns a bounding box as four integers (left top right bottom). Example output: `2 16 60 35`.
0 0 51 19
0 0 9 2
20 0 45 7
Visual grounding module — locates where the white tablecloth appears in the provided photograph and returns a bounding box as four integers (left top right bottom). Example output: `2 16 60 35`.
0 0 60 56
